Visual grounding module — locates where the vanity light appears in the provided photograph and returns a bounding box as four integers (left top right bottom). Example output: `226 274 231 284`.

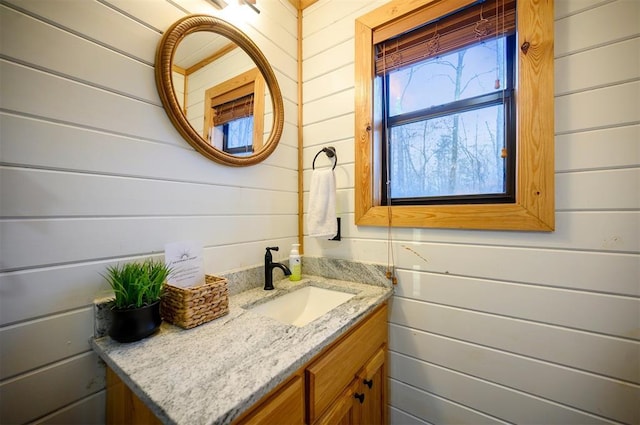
207 0 228 9
239 0 260 14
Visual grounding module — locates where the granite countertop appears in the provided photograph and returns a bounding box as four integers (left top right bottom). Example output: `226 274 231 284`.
91 275 393 425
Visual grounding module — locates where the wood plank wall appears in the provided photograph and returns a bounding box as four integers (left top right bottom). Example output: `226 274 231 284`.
0 0 298 423
301 0 639 423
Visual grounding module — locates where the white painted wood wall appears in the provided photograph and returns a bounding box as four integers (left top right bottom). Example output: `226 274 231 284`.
0 0 298 423
2 0 638 423
302 0 639 424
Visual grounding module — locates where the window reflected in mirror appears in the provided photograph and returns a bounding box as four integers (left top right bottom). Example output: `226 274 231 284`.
203 68 265 155
169 30 271 156
219 116 254 155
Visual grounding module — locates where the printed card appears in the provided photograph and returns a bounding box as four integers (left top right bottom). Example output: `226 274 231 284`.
164 241 205 288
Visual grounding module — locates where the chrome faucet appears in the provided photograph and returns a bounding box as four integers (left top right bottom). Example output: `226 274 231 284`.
264 246 291 290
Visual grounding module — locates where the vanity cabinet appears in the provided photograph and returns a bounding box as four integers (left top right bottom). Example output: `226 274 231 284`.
238 303 388 425
106 303 387 425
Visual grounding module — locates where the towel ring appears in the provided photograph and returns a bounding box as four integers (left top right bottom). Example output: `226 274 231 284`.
312 146 337 170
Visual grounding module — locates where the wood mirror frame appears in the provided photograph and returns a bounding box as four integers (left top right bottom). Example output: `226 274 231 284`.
155 15 284 166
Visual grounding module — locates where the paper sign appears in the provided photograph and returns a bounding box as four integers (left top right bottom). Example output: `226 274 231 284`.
164 241 205 288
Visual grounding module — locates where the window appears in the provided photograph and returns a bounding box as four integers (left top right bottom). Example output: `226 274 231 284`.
355 0 554 231
377 0 516 205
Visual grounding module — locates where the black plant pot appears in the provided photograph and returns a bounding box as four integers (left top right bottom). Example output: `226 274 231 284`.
109 301 162 343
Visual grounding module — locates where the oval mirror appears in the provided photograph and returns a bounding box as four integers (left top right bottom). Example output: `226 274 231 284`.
155 15 284 166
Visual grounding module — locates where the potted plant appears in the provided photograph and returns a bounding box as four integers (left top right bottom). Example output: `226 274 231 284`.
103 258 172 343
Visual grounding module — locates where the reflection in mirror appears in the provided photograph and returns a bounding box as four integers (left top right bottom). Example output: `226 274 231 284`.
204 68 266 156
155 15 283 166
171 32 272 156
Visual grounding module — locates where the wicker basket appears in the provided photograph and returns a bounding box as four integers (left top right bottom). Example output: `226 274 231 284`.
161 275 229 329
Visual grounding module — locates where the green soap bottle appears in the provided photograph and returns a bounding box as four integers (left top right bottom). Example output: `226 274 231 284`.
289 244 301 281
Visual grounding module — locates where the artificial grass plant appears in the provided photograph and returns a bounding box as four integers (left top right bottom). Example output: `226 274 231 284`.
103 258 172 309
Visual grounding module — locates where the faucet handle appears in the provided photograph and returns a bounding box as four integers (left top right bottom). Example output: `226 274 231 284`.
265 246 279 261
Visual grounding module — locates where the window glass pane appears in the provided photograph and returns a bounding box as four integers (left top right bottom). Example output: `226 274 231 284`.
220 116 254 155
387 38 506 117
389 104 506 199
226 116 254 148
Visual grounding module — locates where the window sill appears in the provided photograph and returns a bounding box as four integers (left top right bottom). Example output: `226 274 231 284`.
356 203 554 231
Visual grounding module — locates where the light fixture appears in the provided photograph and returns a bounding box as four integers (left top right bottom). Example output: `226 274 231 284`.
239 0 260 14
207 0 228 9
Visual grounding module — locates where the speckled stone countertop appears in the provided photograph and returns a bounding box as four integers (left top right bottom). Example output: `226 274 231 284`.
91 275 392 425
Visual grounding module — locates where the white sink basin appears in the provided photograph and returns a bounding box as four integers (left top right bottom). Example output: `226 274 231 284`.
249 286 355 327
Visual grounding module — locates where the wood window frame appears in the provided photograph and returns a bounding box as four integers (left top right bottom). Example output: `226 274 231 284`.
203 67 266 152
355 0 555 231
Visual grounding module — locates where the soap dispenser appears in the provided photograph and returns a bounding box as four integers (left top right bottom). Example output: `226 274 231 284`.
289 244 301 281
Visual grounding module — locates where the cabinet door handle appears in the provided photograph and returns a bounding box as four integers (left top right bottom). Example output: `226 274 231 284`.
354 393 365 404
363 379 373 389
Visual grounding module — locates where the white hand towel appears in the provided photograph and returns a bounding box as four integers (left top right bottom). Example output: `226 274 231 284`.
308 169 338 239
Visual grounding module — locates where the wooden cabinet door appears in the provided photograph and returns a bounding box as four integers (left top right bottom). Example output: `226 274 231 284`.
314 346 387 425
233 373 305 425
315 380 358 425
306 305 387 423
355 347 386 425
